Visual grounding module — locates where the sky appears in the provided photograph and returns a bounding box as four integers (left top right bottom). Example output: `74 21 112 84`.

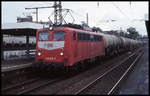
1 1 149 36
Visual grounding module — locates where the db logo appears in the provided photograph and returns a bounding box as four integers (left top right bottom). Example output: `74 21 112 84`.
47 43 53 47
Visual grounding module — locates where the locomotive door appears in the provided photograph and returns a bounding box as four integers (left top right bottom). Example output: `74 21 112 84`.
73 31 77 57
87 34 89 58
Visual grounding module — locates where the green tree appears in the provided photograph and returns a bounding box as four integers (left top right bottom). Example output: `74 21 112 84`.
127 27 139 39
92 27 102 32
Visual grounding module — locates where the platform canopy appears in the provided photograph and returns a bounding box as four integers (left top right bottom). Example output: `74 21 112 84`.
2 22 47 36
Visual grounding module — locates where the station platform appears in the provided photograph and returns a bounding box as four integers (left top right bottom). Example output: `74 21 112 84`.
119 44 149 94
1 58 34 72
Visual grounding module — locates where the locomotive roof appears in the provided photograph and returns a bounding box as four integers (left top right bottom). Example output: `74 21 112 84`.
52 26 102 35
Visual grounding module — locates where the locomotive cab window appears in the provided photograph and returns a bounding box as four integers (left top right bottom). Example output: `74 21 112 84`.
38 32 49 41
53 32 65 41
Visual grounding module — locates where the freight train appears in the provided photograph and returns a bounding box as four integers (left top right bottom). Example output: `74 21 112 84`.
33 24 143 72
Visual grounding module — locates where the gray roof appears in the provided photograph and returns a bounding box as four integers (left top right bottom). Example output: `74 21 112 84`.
2 22 46 30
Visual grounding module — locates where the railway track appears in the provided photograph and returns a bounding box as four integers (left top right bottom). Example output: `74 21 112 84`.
2 76 65 95
74 48 144 94
1 48 144 95
2 78 39 93
1 66 35 88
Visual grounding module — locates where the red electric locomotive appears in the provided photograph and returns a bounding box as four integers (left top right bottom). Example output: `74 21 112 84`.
34 25 105 70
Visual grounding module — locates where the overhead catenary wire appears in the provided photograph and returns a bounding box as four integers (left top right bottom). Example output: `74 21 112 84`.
111 2 131 20
72 11 86 19
69 10 86 24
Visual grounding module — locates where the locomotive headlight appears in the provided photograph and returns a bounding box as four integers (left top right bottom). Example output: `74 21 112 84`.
60 52 63 56
49 26 53 30
60 48 64 56
38 51 41 56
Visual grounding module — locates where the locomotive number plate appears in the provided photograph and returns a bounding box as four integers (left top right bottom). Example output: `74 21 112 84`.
45 57 56 60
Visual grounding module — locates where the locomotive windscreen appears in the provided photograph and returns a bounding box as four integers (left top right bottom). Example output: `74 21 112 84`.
53 32 65 41
38 32 49 41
